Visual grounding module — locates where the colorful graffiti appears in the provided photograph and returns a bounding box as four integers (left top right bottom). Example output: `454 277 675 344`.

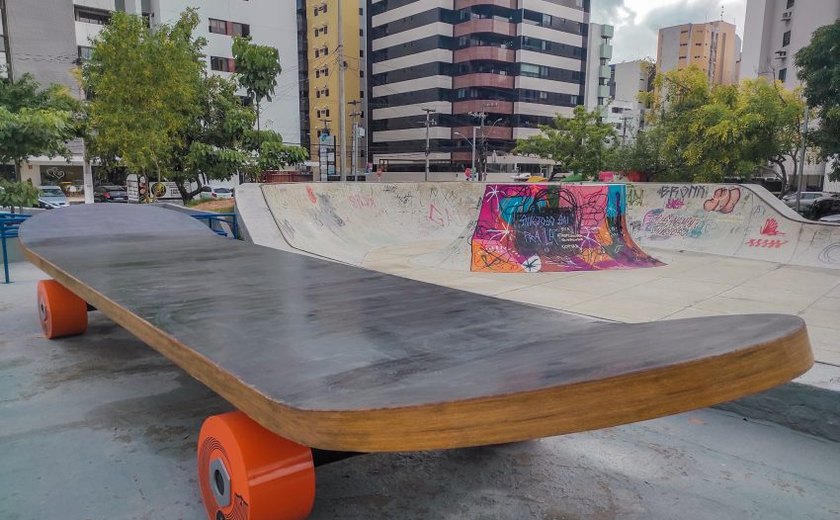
641 209 706 239
471 184 664 272
746 238 787 248
759 218 784 236
703 187 741 214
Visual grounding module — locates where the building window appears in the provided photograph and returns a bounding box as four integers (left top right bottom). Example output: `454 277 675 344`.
77 46 93 61
209 18 226 34
782 30 791 47
359 28 364 36
210 56 234 72
231 22 250 37
778 68 787 82
313 3 326 16
75 6 110 25
314 25 328 36
315 66 329 78
786 0 795 8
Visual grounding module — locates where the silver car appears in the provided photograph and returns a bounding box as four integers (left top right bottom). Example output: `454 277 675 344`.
37 186 70 209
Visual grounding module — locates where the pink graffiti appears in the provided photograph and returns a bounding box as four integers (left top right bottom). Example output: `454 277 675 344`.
428 203 451 227
306 185 317 204
746 238 787 248
703 187 741 214
759 218 784 236
665 198 685 209
348 194 376 209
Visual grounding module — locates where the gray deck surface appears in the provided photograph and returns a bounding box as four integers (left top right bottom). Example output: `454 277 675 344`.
19 205 806 413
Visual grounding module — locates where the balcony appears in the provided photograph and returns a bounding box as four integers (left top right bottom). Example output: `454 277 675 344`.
598 84 611 98
599 43 613 60
453 73 515 90
454 19 516 38
599 65 611 79
452 100 514 115
454 125 513 141
454 46 515 63
455 0 515 8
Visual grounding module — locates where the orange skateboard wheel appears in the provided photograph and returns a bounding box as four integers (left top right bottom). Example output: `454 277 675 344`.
37 280 88 339
198 411 315 520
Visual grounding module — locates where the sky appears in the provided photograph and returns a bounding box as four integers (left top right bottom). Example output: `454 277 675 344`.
591 0 748 63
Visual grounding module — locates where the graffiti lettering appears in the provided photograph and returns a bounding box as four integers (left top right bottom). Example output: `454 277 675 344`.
642 209 705 239
656 185 707 200
627 185 644 207
665 198 685 209
703 187 741 214
305 185 317 204
759 218 784 236
428 203 451 227
746 238 787 248
348 193 376 209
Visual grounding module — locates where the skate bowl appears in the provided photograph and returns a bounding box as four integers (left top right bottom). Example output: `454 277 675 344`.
240 181 840 271
625 183 840 269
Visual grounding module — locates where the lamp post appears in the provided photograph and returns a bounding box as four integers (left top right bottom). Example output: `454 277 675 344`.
453 128 478 179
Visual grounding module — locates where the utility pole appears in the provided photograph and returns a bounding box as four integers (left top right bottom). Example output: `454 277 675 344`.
795 105 810 214
320 118 331 180
422 107 436 181
349 100 362 181
337 0 347 181
469 110 488 181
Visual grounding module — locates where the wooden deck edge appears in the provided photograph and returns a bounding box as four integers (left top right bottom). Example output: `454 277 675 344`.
22 245 814 453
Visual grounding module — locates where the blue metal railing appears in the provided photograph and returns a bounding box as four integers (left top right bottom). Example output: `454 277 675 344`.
1 213 31 284
190 212 239 239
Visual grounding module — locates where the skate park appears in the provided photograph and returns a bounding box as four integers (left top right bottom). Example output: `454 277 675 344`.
1 181 839 519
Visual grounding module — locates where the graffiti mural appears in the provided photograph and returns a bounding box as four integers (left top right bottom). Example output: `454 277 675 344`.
703 187 741 214
471 184 664 272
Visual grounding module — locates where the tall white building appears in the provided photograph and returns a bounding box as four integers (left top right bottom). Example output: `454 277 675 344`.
606 59 654 144
2 0 300 185
583 23 613 111
741 0 840 190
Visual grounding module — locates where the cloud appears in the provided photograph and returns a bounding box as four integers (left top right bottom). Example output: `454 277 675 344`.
595 0 746 63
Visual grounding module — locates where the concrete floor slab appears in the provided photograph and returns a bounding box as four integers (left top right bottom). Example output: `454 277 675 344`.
2 262 839 519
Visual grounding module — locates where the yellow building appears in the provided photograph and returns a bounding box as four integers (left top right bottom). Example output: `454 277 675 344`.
305 0 364 177
656 21 740 85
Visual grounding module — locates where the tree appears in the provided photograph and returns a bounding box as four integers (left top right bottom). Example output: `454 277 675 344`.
232 37 282 135
796 19 840 181
642 67 804 185
81 10 205 181
0 179 39 214
514 105 617 180
0 74 82 180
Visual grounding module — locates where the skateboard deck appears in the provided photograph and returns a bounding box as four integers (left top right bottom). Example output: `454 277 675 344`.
20 204 813 451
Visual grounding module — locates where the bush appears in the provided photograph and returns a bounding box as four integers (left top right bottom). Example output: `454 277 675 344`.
0 180 39 214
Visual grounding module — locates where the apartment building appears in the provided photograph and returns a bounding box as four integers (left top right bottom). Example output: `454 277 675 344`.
740 0 840 191
2 0 299 185
582 22 613 111
656 20 740 85
606 59 654 143
368 0 590 178
300 0 367 180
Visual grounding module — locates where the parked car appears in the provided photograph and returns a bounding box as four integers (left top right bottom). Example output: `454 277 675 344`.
819 214 840 223
782 191 825 211
37 186 70 209
199 185 233 200
94 185 128 203
804 195 840 221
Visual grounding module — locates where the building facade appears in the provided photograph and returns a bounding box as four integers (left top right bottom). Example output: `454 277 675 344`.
656 20 740 85
606 59 654 144
368 0 590 178
300 0 367 179
582 22 612 111
740 0 840 190
2 0 300 185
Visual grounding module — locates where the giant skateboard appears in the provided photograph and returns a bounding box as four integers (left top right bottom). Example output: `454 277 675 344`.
19 204 813 520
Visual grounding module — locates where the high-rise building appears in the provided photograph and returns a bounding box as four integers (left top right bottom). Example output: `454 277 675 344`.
656 20 740 85
740 0 840 191
2 0 300 185
368 0 590 179
606 59 655 144
301 0 367 180
583 23 613 111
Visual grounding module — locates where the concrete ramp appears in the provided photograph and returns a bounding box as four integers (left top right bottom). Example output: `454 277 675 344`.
259 182 484 265
626 183 840 269
471 184 663 272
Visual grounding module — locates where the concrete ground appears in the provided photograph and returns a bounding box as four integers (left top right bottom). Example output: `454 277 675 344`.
363 242 840 366
2 262 839 520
